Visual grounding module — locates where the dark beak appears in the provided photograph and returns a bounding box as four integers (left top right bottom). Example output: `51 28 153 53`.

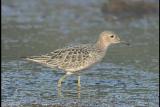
120 41 130 46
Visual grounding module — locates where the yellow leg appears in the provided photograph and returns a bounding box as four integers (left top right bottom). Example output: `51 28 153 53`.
77 75 81 87
77 75 81 98
58 86 62 97
57 73 72 97
58 74 68 87
77 85 81 98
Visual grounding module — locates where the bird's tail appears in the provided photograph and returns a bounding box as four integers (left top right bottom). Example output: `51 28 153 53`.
25 55 50 64
24 55 59 69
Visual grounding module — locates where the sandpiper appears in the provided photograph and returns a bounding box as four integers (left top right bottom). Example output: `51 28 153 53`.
26 31 129 87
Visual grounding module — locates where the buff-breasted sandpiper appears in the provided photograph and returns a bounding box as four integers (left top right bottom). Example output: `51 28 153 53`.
26 31 129 87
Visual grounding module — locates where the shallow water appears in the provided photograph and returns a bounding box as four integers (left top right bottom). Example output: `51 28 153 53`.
2 0 159 106
2 60 159 106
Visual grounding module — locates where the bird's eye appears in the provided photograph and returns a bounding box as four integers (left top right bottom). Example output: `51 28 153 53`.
110 35 114 38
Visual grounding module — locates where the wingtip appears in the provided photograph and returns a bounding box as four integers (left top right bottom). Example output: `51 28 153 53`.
20 56 30 60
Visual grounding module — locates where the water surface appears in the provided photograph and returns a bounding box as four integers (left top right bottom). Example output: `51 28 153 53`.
2 0 159 106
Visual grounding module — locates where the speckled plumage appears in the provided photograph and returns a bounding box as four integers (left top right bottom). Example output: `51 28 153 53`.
27 44 106 73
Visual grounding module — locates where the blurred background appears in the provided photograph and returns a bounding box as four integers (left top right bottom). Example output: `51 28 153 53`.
2 0 159 106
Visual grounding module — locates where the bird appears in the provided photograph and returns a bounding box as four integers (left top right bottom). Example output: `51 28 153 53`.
26 31 129 88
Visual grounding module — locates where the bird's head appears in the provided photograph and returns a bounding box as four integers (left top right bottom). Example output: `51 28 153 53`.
96 31 129 50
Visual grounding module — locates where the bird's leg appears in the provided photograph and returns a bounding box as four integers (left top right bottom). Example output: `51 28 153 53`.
77 85 81 98
77 75 81 98
58 73 71 97
58 86 62 98
77 75 81 87
58 74 68 87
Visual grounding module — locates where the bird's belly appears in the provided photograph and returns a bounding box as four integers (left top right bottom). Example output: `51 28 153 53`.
61 60 99 73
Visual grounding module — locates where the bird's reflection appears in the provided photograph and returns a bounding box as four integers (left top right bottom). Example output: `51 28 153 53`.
57 79 81 98
77 85 81 98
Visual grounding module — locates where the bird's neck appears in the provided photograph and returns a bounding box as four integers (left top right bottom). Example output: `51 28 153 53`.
95 40 111 51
